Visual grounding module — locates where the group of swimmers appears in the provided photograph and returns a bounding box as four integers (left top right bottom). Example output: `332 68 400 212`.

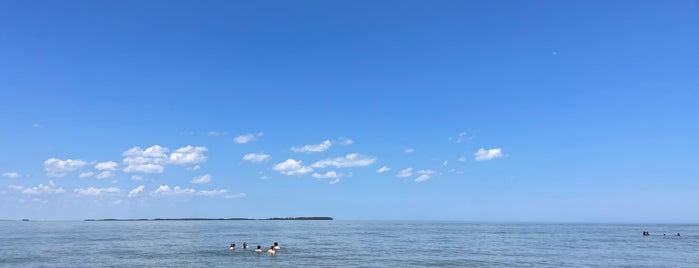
229 241 281 255
643 231 681 237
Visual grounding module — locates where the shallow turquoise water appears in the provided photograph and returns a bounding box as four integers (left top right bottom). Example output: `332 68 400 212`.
0 221 697 267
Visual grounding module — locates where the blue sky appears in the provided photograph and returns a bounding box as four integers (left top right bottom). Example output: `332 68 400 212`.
1 0 697 222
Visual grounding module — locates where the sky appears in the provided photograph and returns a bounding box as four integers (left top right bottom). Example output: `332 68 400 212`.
0 0 697 222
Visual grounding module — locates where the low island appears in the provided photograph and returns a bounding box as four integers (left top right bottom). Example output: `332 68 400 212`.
84 217 333 221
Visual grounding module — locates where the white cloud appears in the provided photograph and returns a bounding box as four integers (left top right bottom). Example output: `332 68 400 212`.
329 179 340 184
414 170 437 182
273 159 313 176
337 137 354 146
311 154 376 169
123 163 164 174
234 132 263 144
190 174 212 184
474 148 505 161
151 185 240 198
376 166 391 173
312 171 339 179
33 123 45 129
442 161 448 166
169 146 208 165
259 175 268 180
404 148 415 153
2 172 20 178
396 168 413 178
291 140 332 153
74 187 120 196
95 161 118 171
458 156 466 162
122 145 169 174
96 171 115 179
44 158 87 177
128 185 145 197
122 145 207 173
153 185 194 195
131 175 143 181
13 180 65 195
242 153 270 163
79 172 94 178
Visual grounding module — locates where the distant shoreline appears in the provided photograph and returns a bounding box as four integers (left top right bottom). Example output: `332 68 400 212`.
83 217 333 221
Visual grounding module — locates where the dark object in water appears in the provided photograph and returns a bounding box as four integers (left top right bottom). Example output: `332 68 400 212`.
21 219 29 221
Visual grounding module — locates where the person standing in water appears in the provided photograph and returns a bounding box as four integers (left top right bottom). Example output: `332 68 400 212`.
267 245 276 255
242 242 248 249
229 243 235 250
273 241 280 250
255 245 262 253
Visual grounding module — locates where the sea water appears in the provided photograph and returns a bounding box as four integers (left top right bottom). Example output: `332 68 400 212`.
0 221 697 267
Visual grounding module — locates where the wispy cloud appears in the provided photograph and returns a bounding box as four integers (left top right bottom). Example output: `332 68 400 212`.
396 168 413 178
474 148 505 161
404 148 415 153
242 153 271 163
273 159 313 176
96 171 116 179
128 185 145 197
95 161 118 171
449 132 476 143
44 158 88 177
414 170 437 182
74 187 120 196
187 165 201 171
79 172 94 178
190 174 212 184
311 153 376 169
2 172 20 178
291 140 332 153
151 185 242 198
131 175 143 181
234 132 263 144
10 180 65 195
32 123 45 129
207 131 228 136
337 137 354 146
376 166 390 173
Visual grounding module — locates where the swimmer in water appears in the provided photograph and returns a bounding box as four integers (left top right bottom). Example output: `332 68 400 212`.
267 245 276 255
273 241 280 250
229 243 235 250
255 245 262 253
243 242 248 249
677 233 681 237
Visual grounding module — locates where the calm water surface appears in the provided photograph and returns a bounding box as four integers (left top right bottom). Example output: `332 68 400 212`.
0 221 697 267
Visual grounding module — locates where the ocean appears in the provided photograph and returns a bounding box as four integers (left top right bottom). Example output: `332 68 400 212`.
0 221 697 267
